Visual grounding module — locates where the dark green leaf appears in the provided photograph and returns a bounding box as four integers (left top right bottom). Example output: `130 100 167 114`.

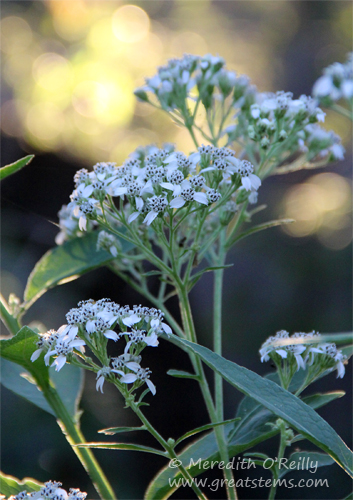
0 327 84 418
342 345 353 360
343 491 353 499
278 452 334 478
0 471 42 496
76 442 166 457
98 425 147 435
167 369 199 380
175 418 240 446
0 155 34 181
24 232 118 309
170 336 353 477
302 392 345 410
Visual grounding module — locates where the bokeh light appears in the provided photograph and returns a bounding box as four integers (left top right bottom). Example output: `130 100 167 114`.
281 173 352 250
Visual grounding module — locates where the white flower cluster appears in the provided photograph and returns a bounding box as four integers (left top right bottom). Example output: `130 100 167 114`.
31 299 171 395
97 230 120 257
260 330 348 378
299 124 345 161
313 52 353 103
55 144 260 242
8 481 86 500
135 53 254 110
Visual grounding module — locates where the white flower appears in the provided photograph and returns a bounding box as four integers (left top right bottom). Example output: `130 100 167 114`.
96 366 112 393
45 336 86 371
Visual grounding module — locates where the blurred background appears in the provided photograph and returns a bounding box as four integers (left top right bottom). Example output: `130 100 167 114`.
1 1 352 499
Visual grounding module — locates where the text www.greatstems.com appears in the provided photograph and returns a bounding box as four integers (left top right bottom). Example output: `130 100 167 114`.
169 477 329 492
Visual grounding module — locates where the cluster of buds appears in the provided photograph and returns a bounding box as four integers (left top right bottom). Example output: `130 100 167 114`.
312 52 353 104
134 53 255 111
31 299 172 396
260 330 348 379
8 481 86 500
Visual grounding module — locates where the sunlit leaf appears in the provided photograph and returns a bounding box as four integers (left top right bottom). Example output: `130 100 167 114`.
0 155 34 181
77 442 167 457
0 471 42 496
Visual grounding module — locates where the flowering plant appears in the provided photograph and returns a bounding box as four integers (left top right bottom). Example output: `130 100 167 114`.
1 53 352 500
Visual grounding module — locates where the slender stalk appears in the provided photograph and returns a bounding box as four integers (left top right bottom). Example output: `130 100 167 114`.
329 102 353 120
268 421 288 500
0 302 117 500
177 284 238 500
129 399 208 500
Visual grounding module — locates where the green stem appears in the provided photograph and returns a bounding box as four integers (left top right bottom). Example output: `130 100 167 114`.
0 301 116 500
44 387 117 500
330 102 353 120
0 295 21 334
177 284 238 500
129 399 208 500
268 421 287 500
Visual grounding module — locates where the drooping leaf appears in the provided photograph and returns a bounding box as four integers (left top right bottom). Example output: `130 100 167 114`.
278 451 334 478
23 232 130 309
167 369 199 380
0 155 34 181
343 491 353 500
99 425 147 435
175 418 240 446
301 392 345 410
0 471 42 496
77 442 167 457
0 327 84 418
169 336 353 477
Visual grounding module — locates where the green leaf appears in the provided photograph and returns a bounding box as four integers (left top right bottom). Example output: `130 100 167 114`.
77 442 167 457
0 471 42 496
170 336 353 477
278 451 334 478
225 218 294 249
343 491 353 500
175 418 240 446
188 265 233 289
0 155 34 181
23 232 118 309
167 369 199 380
302 392 345 410
0 327 84 418
342 344 353 360
98 425 147 435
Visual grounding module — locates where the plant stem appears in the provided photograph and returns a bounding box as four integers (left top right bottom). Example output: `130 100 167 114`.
44 387 117 500
268 421 288 500
0 299 117 500
177 284 238 500
129 399 208 500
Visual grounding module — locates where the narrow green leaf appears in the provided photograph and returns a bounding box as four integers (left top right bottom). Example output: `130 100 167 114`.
23 232 122 309
145 370 348 500
175 418 240 446
0 155 34 181
98 425 147 435
226 218 294 249
278 451 334 478
343 491 353 499
302 392 345 410
167 369 199 380
342 345 353 360
170 336 353 477
0 327 83 418
0 471 42 496
77 442 166 457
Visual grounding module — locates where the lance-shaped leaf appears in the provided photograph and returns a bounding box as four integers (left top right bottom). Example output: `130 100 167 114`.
175 418 240 446
169 336 353 477
0 327 83 418
0 155 34 181
167 369 199 380
99 425 147 435
278 451 334 478
225 218 294 249
145 370 348 499
24 232 132 309
0 472 42 496
77 442 167 457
